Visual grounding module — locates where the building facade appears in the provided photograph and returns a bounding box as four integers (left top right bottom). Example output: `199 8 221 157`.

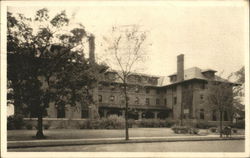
13 36 235 125
43 53 234 125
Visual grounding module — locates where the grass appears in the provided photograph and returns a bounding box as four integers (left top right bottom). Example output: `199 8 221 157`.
7 128 245 141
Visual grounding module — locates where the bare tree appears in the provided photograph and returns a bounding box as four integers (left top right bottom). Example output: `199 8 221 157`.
102 25 148 140
206 78 235 137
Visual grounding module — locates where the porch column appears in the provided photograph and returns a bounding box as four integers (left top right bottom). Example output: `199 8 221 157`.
154 111 158 119
88 106 92 119
122 110 125 118
138 111 142 120
103 109 107 118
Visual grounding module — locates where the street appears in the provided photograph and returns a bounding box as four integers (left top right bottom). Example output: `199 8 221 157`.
9 140 244 152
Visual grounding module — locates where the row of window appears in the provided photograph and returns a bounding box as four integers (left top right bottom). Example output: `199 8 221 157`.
98 84 179 94
98 95 177 105
105 74 158 85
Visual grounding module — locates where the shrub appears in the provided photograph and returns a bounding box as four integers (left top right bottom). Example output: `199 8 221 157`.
80 120 91 129
189 128 200 134
80 115 125 129
128 119 137 128
165 120 176 127
105 115 125 129
210 127 216 133
171 126 190 134
232 128 238 133
26 124 33 130
7 114 25 130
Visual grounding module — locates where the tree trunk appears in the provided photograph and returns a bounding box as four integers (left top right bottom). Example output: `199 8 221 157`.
219 111 223 138
124 82 129 140
36 111 45 139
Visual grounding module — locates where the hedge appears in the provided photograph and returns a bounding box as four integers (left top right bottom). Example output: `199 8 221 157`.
7 114 25 130
80 117 176 129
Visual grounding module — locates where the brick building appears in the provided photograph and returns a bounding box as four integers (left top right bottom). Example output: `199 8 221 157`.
16 36 235 126
44 53 235 125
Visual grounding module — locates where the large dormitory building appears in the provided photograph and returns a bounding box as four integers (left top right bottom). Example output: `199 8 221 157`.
21 36 236 125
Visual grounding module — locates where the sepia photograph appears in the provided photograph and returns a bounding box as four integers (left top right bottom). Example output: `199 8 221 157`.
0 0 249 157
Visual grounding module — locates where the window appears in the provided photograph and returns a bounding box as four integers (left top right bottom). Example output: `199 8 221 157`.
172 86 177 93
146 98 150 105
184 84 188 89
164 98 167 105
200 83 205 90
146 88 150 94
156 98 160 105
156 89 160 94
110 83 115 90
200 94 204 100
57 106 65 118
135 86 139 93
81 109 89 118
173 97 177 104
110 95 115 102
200 109 205 120
212 110 217 121
98 95 102 102
135 97 139 104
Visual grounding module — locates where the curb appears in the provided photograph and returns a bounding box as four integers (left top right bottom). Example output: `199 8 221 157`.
7 136 245 149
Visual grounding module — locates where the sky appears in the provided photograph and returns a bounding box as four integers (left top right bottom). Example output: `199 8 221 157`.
7 1 248 78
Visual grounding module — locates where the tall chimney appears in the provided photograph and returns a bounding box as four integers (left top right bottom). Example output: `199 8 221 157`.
89 34 95 64
177 54 184 81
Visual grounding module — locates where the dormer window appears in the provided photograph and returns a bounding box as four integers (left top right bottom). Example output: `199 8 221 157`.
169 75 177 82
202 69 217 79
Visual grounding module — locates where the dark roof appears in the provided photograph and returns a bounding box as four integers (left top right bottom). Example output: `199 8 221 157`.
102 67 238 87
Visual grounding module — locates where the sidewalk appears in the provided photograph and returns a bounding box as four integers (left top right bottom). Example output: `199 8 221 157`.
8 134 245 149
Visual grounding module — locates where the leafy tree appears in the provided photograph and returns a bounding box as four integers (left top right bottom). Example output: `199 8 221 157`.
7 8 106 138
231 66 245 122
102 25 148 140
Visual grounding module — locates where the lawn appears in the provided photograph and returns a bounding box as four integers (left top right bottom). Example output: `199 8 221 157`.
7 128 245 141
7 128 197 141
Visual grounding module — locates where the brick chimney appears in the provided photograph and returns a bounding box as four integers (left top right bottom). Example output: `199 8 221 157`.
177 54 184 81
89 34 95 64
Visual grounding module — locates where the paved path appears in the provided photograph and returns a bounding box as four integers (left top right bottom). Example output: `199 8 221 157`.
8 140 245 152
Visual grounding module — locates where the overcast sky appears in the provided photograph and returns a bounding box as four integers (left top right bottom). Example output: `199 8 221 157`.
8 1 248 78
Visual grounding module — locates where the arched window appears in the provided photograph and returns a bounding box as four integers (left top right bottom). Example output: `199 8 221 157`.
110 95 115 102
135 97 139 104
98 95 102 102
156 98 160 105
